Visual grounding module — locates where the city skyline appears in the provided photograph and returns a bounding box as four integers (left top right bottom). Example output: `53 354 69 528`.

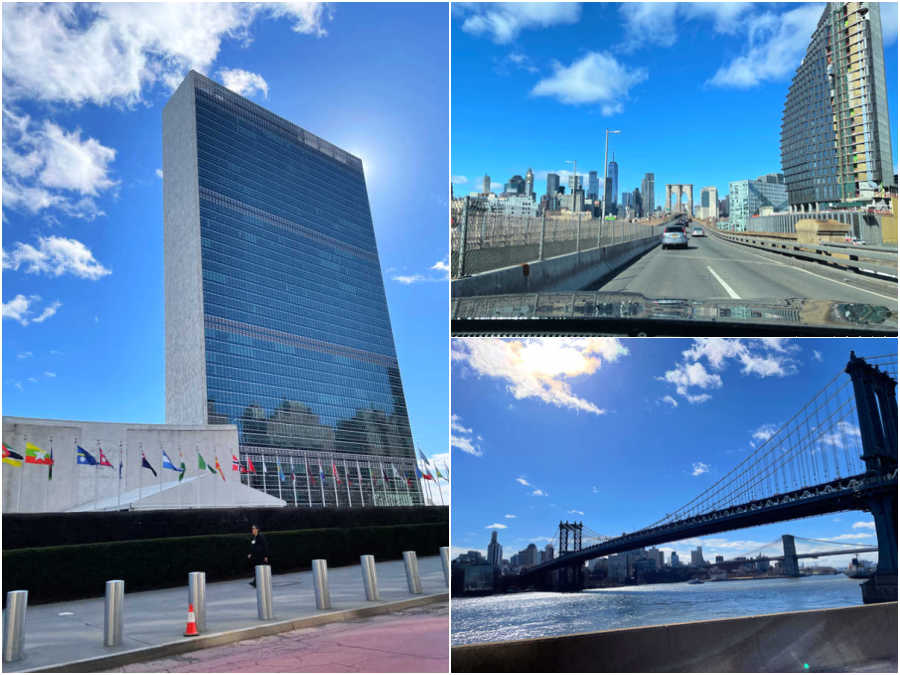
1 3 449 472
451 2 898 209
451 338 891 567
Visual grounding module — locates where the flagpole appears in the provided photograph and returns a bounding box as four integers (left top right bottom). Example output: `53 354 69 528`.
139 442 144 506
343 458 352 507
94 440 101 511
277 455 282 502
367 458 376 505
118 441 123 509
291 460 297 506
419 461 433 505
318 458 325 506
305 453 311 508
355 459 365 507
331 454 338 507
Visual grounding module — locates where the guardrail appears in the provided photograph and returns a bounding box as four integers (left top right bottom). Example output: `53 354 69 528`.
711 228 898 279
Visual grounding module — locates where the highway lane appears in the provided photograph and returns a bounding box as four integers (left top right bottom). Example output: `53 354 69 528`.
588 227 898 309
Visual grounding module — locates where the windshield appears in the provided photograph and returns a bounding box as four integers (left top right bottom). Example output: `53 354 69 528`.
665 226 684 233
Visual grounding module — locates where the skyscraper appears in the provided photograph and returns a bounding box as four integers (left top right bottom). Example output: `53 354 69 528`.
588 170 599 200
607 155 618 210
546 173 560 197
505 174 525 195
482 174 491 195
488 531 502 568
632 187 642 217
567 174 583 193
163 71 422 507
525 168 535 200
641 173 655 214
781 2 895 212
700 186 719 219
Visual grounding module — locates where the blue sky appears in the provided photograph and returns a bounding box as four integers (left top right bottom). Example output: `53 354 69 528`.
451 2 898 203
451 338 893 567
1 3 449 472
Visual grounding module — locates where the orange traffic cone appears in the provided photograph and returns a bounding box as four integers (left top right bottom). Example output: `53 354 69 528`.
184 603 199 637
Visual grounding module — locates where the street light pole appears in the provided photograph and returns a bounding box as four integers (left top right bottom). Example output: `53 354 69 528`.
565 159 579 254
599 129 621 247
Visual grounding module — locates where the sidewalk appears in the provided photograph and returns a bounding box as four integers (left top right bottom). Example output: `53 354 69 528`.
5 556 446 672
106 601 449 673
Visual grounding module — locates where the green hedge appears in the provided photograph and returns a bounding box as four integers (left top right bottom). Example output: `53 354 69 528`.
3 522 447 605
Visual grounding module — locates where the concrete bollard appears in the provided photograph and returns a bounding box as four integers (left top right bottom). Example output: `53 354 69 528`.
360 555 380 601
188 572 206 633
255 565 273 620
104 580 124 647
312 559 331 610
3 590 28 663
440 547 450 586
403 551 423 594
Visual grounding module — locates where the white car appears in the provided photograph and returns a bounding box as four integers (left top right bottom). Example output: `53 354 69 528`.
662 225 688 250
692 227 704 237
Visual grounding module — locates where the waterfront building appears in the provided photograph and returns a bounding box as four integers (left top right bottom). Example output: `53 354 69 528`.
691 546 705 566
608 553 628 582
542 543 555 561
163 71 422 508
521 543 539 568
728 175 788 231
781 2 895 212
671 551 681 567
482 174 491 195
488 531 503 569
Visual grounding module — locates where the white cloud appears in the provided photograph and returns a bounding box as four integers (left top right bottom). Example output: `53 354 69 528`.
852 521 876 531
707 4 823 89
617 2 680 52
751 423 778 446
820 533 877 542
660 361 722 402
516 477 531 487
43 371 56 378
155 168 163 179
27 377 38 384
568 509 584 515
452 338 628 415
217 67 268 99
3 235 111 280
818 421 861 449
691 461 710 476
14 382 23 391
451 175 469 185
2 294 61 326
504 514 517 519
391 256 449 284
532 489 546 496
268 3 332 37
531 52 647 112
457 3 581 44
881 2 898 45
661 395 678 408
592 486 599 494
3 110 118 219
812 350 823 362
451 413 483 457
17 351 32 359
431 259 450 275
485 523 508 529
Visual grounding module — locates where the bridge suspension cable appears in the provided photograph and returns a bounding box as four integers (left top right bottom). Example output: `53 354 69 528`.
648 360 885 528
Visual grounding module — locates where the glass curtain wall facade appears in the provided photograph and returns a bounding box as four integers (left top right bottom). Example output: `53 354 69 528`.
781 2 895 212
163 71 423 506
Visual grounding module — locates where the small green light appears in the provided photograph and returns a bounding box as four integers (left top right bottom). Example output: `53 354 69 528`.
804 664 810 670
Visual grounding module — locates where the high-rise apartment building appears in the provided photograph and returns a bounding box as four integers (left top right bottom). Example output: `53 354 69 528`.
163 71 422 508
691 546 705 566
641 173 655 214
633 188 643 217
567 174 583 193
588 170 599 200
607 156 618 210
487 531 503 568
546 173 560 197
728 175 788 230
781 2 895 212
700 186 719 219
482 174 491 195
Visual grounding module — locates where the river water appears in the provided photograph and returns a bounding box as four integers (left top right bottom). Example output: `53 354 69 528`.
451 575 866 645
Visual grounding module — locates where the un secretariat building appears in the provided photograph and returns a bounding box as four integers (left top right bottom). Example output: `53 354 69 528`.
163 71 422 509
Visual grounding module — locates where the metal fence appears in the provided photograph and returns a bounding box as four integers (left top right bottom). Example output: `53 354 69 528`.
451 201 666 278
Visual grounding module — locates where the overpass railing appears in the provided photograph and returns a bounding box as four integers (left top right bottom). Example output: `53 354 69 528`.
451 201 666 278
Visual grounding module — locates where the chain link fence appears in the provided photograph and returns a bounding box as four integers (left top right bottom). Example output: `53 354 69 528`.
451 200 667 278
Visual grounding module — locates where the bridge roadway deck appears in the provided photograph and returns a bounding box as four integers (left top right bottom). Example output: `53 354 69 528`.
589 227 897 309
528 472 896 575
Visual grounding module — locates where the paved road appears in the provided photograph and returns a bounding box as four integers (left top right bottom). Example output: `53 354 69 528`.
5 556 446 672
590 228 897 309
106 602 448 673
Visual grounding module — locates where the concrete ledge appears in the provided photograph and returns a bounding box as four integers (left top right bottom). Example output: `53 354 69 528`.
28 593 448 673
451 602 898 672
452 236 659 298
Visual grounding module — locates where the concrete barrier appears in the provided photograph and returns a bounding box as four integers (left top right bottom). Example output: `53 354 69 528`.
451 602 898 672
451 235 659 298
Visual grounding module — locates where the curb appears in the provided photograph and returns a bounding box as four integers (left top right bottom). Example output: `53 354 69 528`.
23 592 448 673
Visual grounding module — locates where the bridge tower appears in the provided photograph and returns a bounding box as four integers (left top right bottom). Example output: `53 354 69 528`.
846 352 898 604
781 534 800 577
556 522 585 591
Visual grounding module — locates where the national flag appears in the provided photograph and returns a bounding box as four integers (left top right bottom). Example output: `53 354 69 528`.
26 442 53 465
232 454 240 471
119 457 123 480
247 457 256 473
391 464 401 479
278 460 286 483
415 466 423 480
2 443 23 467
98 448 113 468
178 452 186 481
214 457 226 481
161 450 179 471
418 448 429 464
332 462 340 484
422 470 434 480
77 446 99 466
434 465 444 480
141 452 157 477
198 452 207 471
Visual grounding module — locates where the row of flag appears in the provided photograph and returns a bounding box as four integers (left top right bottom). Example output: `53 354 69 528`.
4 441 449 486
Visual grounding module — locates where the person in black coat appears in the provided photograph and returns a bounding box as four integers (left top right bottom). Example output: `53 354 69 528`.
247 524 269 587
